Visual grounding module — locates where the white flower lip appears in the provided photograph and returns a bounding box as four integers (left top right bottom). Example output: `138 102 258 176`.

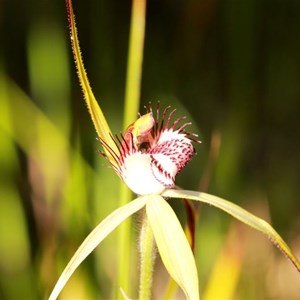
120 152 166 195
98 103 200 195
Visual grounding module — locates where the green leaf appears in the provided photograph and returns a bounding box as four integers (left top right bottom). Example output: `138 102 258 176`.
65 0 119 167
146 195 200 300
162 189 300 273
49 196 148 300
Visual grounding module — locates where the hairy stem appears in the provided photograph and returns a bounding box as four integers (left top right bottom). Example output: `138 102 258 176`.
139 210 156 300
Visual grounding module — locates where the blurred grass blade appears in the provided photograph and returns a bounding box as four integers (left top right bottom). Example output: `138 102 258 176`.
65 0 118 165
27 20 71 205
0 67 37 299
202 222 244 300
146 195 200 300
162 189 300 273
49 196 148 300
123 0 146 127
0 76 96 184
27 19 71 133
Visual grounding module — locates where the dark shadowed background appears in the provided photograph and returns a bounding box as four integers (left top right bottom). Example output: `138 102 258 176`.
0 0 300 299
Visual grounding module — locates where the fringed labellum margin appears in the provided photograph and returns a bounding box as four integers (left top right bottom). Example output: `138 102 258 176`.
99 103 200 195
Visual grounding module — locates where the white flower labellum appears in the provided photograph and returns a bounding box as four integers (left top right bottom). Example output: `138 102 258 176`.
121 152 166 195
99 103 200 195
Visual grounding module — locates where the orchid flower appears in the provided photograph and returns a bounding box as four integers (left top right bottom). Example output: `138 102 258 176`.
49 1 300 300
99 104 200 196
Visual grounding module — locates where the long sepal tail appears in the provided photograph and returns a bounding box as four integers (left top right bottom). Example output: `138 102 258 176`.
66 0 119 167
162 189 300 274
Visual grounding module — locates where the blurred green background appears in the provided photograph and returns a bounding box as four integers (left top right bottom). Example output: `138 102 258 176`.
0 0 300 299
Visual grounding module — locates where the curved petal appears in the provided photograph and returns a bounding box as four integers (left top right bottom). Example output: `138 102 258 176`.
146 195 200 300
49 196 148 300
162 189 300 273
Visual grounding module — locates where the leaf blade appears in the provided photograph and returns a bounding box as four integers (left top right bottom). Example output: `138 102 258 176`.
146 195 200 300
162 189 300 273
49 196 147 300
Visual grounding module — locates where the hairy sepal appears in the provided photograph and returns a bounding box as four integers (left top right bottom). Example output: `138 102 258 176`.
162 189 300 273
49 196 148 300
66 0 118 167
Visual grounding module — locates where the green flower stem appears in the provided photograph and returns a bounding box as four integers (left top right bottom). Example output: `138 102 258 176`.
139 209 156 300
